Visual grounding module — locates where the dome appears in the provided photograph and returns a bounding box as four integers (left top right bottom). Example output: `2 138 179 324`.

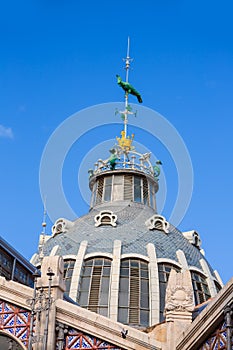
43 202 207 269
33 49 223 328
33 131 222 329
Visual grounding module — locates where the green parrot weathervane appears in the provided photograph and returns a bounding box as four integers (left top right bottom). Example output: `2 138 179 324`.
116 74 143 103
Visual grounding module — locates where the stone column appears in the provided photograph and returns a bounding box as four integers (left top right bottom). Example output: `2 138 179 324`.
33 255 65 350
200 258 217 297
69 241 88 301
176 249 189 270
147 243 160 326
109 240 121 321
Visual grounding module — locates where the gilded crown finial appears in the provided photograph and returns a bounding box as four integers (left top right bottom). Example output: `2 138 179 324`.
116 130 134 151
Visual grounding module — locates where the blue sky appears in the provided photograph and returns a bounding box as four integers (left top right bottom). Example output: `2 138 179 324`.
0 1 232 283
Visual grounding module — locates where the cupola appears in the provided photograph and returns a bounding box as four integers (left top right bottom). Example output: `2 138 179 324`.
88 129 161 211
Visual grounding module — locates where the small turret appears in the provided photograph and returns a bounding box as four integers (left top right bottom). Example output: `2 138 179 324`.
89 129 160 211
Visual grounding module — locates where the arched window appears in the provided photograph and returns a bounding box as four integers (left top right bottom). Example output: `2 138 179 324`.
0 332 24 349
78 258 111 317
158 263 181 321
63 259 75 296
191 271 211 304
118 259 149 327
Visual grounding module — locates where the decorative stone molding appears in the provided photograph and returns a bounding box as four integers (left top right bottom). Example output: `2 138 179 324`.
56 322 68 350
145 214 169 233
52 218 74 237
165 286 194 312
121 253 149 262
165 269 194 314
37 255 65 297
176 249 189 271
84 252 113 260
94 210 117 227
182 230 202 249
176 277 233 350
164 269 194 349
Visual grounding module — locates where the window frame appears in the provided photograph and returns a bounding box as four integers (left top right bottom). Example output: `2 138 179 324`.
78 257 112 317
158 263 181 322
191 271 211 305
118 258 150 327
93 174 156 209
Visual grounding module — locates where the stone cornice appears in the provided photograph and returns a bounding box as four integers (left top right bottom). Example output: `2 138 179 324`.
0 276 32 309
55 299 162 350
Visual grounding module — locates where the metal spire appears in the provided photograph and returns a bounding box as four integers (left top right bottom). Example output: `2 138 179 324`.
122 37 133 137
39 197 47 261
41 197 47 235
124 36 132 83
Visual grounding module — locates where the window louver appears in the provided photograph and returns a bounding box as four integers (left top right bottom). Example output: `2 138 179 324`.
129 267 140 324
118 259 149 327
191 272 211 305
78 258 111 316
96 178 104 204
124 175 133 200
143 178 149 205
154 221 163 230
102 216 111 224
89 266 102 312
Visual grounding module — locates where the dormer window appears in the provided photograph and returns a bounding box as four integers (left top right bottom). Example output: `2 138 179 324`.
94 210 117 227
52 218 74 237
182 230 202 249
145 215 170 233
